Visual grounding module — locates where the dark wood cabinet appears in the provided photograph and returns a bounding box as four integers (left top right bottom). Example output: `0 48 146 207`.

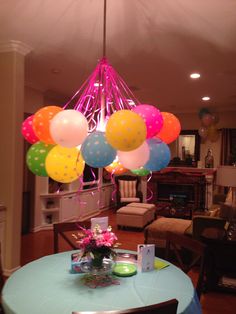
202 234 236 293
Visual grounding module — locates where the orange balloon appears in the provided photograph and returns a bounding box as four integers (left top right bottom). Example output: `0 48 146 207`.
156 112 181 144
105 160 128 175
33 106 63 144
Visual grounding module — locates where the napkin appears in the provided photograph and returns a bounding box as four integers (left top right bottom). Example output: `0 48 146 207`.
154 259 170 270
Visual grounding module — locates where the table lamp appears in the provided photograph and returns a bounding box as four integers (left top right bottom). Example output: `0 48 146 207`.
216 166 236 241
216 166 236 207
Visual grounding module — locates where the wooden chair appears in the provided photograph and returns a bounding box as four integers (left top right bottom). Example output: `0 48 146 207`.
72 298 178 314
165 231 206 300
53 220 90 253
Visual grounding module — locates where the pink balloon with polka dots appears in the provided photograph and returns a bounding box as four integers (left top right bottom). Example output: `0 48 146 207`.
133 104 163 139
21 115 39 144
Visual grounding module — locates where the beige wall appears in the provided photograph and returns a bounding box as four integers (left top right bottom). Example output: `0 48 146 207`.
24 86 44 113
176 111 236 129
170 111 236 168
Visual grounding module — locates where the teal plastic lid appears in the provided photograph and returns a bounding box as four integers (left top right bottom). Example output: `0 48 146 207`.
112 263 137 277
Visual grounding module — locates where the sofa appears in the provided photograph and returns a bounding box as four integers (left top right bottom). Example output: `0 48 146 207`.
144 194 235 251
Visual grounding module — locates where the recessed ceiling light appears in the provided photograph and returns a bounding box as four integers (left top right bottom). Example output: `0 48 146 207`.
202 96 210 101
190 73 201 79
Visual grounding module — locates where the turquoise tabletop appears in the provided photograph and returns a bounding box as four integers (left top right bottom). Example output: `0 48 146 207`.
2 250 202 314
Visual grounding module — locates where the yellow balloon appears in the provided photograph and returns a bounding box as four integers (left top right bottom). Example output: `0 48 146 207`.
105 110 146 151
45 145 85 183
208 125 219 142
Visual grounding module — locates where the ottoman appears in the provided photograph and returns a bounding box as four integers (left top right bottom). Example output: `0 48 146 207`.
144 217 192 248
116 205 155 229
126 202 156 222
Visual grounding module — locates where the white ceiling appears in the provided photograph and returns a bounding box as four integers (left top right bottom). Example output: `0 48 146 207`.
1 0 236 114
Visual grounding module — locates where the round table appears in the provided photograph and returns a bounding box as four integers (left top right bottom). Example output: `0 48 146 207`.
2 250 201 314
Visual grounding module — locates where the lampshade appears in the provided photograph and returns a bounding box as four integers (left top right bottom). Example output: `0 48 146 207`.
216 165 236 188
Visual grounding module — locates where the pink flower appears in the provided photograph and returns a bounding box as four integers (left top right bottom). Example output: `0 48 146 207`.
76 225 119 259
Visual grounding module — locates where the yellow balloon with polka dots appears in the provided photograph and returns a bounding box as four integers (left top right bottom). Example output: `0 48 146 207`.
105 110 147 151
45 145 85 183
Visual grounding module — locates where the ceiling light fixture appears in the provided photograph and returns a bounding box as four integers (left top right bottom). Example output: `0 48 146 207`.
202 96 210 101
190 73 201 79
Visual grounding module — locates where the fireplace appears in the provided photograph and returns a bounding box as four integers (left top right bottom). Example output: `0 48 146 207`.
148 167 216 217
157 183 195 203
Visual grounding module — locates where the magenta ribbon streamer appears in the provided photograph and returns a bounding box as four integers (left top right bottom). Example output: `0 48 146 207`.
61 57 142 204
146 172 154 202
110 171 117 202
61 57 140 132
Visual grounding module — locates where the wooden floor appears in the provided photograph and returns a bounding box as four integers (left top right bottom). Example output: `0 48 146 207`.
20 209 236 314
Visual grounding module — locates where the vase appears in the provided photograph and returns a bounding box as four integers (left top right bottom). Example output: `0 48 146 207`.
80 257 119 288
91 255 104 269
80 256 114 275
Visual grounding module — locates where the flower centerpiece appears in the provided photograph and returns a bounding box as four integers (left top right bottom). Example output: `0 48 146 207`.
76 224 118 270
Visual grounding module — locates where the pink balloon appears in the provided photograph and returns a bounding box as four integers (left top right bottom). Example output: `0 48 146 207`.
133 104 163 138
117 141 150 170
21 115 39 144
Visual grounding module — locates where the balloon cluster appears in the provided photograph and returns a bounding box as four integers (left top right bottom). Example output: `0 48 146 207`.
22 104 181 183
198 108 220 143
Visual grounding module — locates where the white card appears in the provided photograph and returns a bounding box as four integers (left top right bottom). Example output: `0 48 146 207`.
137 244 155 272
91 216 108 231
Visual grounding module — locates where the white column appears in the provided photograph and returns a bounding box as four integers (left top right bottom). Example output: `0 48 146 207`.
0 41 31 275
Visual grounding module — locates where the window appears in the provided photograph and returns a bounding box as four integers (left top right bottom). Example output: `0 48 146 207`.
82 164 99 189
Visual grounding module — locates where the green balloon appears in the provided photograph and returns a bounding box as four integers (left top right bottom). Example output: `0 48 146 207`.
131 167 150 176
26 141 54 176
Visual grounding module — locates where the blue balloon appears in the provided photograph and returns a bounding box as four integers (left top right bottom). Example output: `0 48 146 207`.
81 131 116 168
144 138 171 171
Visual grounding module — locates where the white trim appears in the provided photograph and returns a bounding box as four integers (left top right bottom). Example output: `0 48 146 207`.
3 265 21 277
31 225 53 232
0 40 32 55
